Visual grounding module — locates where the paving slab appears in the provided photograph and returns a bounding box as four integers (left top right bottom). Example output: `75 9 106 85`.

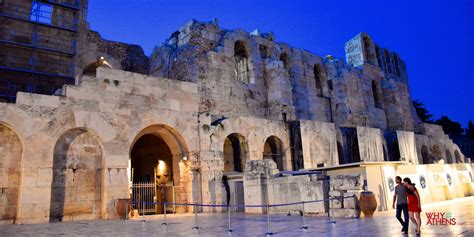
1 197 473 236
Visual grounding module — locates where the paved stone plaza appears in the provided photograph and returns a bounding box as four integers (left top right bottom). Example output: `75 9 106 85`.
1 197 472 237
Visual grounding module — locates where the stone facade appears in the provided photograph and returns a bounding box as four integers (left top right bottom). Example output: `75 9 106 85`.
0 16 470 224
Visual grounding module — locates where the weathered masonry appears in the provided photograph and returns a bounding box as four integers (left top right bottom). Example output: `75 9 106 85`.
1 2 472 224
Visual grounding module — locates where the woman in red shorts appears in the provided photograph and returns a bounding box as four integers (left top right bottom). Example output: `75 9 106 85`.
403 177 422 235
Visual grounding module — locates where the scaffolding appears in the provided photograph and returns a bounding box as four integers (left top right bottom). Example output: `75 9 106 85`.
0 0 81 102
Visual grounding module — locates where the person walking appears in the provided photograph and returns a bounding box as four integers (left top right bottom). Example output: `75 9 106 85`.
222 175 231 210
392 176 409 234
403 177 422 235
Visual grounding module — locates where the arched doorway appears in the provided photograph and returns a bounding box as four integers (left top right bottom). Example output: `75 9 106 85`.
445 150 453 164
421 145 430 164
431 145 442 163
223 133 248 212
50 128 103 222
129 125 189 214
223 133 248 172
263 136 284 171
0 124 22 223
454 150 462 163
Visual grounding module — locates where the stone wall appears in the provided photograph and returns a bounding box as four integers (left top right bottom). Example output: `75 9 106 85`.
0 124 22 224
149 20 418 132
328 175 363 218
0 68 200 223
243 160 326 214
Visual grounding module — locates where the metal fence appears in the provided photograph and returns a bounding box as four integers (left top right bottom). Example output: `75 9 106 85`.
131 182 157 215
127 194 356 235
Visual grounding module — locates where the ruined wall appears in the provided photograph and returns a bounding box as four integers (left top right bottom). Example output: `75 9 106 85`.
0 68 200 223
149 21 421 134
82 31 149 74
415 123 465 165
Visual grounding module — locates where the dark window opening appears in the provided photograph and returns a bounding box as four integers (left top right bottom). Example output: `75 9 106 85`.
393 54 401 77
234 40 250 83
30 1 53 25
314 64 324 97
279 52 290 74
375 46 383 69
372 80 383 108
384 50 393 74
259 44 269 58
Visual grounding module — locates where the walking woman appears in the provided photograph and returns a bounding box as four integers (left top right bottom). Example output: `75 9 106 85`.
403 178 422 235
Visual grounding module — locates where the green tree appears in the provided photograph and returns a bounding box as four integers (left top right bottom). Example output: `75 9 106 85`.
412 99 433 123
434 116 464 136
466 121 474 140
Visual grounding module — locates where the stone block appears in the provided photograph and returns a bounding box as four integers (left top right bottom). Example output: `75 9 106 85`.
343 196 359 209
330 175 363 191
329 190 344 197
330 198 342 208
329 208 360 218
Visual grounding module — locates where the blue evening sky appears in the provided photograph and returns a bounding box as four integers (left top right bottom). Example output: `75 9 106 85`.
88 0 473 127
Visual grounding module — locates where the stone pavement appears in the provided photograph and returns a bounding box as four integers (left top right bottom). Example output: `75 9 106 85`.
1 197 473 237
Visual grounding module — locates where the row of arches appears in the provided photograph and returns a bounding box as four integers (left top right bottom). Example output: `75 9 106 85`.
421 145 462 164
223 133 285 173
233 40 332 99
0 122 191 222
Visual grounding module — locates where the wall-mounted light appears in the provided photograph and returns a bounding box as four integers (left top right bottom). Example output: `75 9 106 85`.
182 156 188 161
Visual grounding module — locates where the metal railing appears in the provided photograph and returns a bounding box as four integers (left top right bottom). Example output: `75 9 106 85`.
126 194 357 235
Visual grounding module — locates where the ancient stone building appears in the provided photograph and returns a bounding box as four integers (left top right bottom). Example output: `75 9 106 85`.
1 2 472 225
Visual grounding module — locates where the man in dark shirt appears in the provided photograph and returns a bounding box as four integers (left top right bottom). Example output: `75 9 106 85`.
393 176 409 234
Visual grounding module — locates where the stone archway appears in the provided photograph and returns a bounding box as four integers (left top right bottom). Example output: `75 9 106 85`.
0 124 22 223
454 150 462 163
431 145 443 163
421 145 431 164
445 150 453 164
263 136 284 171
50 128 103 222
223 133 249 172
129 124 190 214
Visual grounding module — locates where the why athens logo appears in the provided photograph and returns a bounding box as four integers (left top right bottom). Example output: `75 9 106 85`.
425 212 456 225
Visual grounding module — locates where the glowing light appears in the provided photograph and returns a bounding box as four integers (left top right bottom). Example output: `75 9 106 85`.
182 156 188 161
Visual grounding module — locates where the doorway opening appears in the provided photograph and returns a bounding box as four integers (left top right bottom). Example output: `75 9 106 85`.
129 125 189 215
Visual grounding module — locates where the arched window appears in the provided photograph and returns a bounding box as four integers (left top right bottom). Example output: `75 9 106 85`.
375 46 383 69
234 40 250 83
393 54 401 77
421 145 431 164
314 64 324 97
372 80 383 108
384 50 393 74
279 52 290 74
454 150 462 163
445 150 453 164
